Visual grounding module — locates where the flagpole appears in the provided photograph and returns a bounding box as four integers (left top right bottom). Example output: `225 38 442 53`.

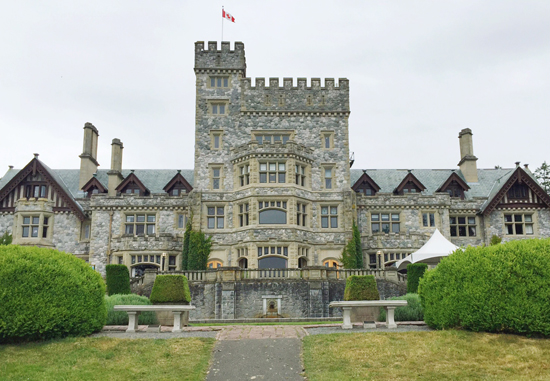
221 6 224 42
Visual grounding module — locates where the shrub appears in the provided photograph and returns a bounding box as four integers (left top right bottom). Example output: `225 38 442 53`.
149 275 191 304
379 293 424 321
419 239 550 336
406 263 428 293
0 231 12 245
106 264 131 295
105 294 158 325
490 235 502 246
344 275 380 301
0 246 106 343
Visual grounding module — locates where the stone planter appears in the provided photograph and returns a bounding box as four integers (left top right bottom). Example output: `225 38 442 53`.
350 306 380 323
154 303 190 326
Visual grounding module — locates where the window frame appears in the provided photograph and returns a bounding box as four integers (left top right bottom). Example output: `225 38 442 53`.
504 213 534 236
296 202 308 227
450 215 477 237
208 76 230 88
321 131 334 150
210 130 223 150
371 212 401 234
20 213 51 239
258 200 288 225
320 205 339 229
295 163 307 187
238 202 250 227
238 163 250 187
208 100 229 116
323 165 335 190
259 161 287 184
206 205 225 230
422 212 436 227
124 213 157 236
210 165 223 190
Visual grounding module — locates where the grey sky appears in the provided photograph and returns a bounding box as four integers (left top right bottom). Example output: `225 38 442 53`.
1 0 549 174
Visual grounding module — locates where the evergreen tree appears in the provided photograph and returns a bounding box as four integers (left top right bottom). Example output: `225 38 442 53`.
535 161 550 195
187 230 212 270
181 217 192 270
0 232 12 245
353 221 363 268
341 238 357 269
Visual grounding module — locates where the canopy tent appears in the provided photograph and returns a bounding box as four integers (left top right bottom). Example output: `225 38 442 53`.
396 229 459 271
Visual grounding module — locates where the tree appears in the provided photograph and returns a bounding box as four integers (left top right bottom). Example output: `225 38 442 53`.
353 221 363 268
341 239 358 269
187 231 212 270
181 217 192 270
0 232 12 246
535 161 550 195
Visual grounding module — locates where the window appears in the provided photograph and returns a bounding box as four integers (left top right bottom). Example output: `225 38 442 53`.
207 206 224 229
238 203 249 227
504 214 534 235
211 166 222 190
259 162 286 183
177 214 187 229
170 185 187 196
258 200 287 224
239 164 250 186
295 164 306 186
125 214 156 235
296 202 307 227
25 184 47 199
321 206 338 228
210 131 223 150
306 95 313 106
122 182 142 195
209 76 229 88
321 132 334 149
257 246 289 257
208 260 223 269
507 184 529 200
118 256 123 265
21 215 49 238
355 182 377 196
323 166 334 189
254 133 291 145
323 259 339 268
210 102 227 115
450 216 476 237
278 94 285 106
371 213 400 233
81 221 91 241
444 181 465 198
168 255 177 271
422 213 436 227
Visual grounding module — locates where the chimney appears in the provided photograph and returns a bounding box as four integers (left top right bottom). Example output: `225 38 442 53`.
107 138 124 196
79 123 100 189
457 128 478 183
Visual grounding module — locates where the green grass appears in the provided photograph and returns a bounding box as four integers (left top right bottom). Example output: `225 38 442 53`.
303 330 550 380
0 337 215 381
191 321 342 326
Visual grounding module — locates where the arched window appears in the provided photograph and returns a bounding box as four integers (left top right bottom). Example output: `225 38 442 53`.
323 259 339 269
259 209 286 224
207 260 223 269
258 256 287 269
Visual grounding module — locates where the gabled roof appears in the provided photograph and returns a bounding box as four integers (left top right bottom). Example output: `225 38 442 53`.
480 167 550 214
81 175 107 193
436 171 470 193
351 171 381 192
116 172 150 195
0 157 86 220
394 172 426 194
163 171 194 193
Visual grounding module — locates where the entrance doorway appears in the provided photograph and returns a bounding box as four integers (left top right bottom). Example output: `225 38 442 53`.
131 264 158 277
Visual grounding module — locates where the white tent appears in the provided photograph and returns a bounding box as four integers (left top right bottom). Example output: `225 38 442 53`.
396 229 459 271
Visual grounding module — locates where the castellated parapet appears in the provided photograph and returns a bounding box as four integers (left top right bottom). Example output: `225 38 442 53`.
194 41 246 74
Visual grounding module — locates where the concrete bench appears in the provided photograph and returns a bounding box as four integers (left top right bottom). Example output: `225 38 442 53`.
329 300 408 329
113 305 196 333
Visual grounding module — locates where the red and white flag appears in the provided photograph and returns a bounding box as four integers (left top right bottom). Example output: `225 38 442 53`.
222 9 235 23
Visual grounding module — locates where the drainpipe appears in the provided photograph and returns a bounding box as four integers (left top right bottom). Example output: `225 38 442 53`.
107 210 113 264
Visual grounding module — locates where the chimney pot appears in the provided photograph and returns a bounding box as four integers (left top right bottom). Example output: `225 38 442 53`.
9 165 13 169
33 153 39 158
524 164 529 169
515 161 520 168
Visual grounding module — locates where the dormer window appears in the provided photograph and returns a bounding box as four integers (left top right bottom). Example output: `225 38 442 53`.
437 173 469 200
352 171 380 197
163 171 193 197
402 182 420 194
508 184 529 199
124 182 142 195
356 182 377 196
394 172 426 195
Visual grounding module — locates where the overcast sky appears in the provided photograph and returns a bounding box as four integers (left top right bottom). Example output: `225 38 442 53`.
1 0 549 175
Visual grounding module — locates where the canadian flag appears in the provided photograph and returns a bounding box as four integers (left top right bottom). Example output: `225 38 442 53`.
222 9 235 23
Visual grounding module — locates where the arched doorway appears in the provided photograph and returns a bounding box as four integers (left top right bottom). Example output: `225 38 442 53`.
323 259 339 269
131 264 159 277
298 257 308 268
258 256 287 269
207 260 223 269
238 257 248 269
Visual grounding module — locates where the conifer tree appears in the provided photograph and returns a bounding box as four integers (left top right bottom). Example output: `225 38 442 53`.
353 221 363 268
181 218 192 270
535 161 550 195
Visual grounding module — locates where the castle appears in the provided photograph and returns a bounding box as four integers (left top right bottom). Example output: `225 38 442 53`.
1 41 549 278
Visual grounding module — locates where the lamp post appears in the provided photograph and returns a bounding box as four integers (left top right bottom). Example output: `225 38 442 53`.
376 250 383 269
162 252 166 272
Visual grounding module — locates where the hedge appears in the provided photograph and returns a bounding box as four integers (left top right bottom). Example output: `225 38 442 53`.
406 263 428 293
149 275 191 304
105 294 158 325
106 264 131 295
419 239 550 336
344 275 380 301
379 293 424 322
0 245 106 343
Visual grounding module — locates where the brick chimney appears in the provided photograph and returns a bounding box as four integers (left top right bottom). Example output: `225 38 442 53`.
79 123 100 189
107 138 124 196
457 128 478 183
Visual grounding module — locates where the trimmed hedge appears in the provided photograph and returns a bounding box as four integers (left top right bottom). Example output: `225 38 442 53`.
344 275 380 301
106 264 131 295
149 275 191 304
419 239 550 336
105 294 158 325
379 293 424 322
0 245 106 343
406 263 428 293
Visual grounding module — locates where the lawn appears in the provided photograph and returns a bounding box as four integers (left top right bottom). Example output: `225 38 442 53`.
303 330 550 380
0 337 215 381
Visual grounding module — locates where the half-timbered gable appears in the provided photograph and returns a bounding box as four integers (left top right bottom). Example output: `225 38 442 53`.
163 171 193 196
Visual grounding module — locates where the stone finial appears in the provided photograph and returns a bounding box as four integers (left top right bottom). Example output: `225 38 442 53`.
524 164 529 169
515 161 520 168
33 153 39 158
177 170 181 174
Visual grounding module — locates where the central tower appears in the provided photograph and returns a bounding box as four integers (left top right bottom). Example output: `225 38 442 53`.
192 41 353 270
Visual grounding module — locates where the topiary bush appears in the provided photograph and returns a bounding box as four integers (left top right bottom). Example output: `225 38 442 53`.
105 294 158 325
106 264 131 295
0 245 106 343
344 275 380 301
406 263 428 293
379 293 424 322
149 275 191 304
419 239 550 336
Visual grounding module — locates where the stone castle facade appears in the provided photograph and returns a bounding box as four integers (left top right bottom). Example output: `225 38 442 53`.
1 41 549 277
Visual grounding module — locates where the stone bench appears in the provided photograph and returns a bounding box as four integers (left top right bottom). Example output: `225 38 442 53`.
113 305 196 333
329 300 408 329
